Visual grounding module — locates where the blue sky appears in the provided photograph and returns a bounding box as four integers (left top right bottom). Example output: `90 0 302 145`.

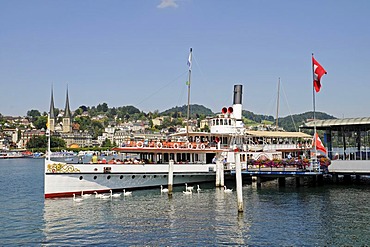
1 0 370 119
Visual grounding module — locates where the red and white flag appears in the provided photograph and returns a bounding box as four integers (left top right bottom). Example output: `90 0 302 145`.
312 56 327 92
312 132 327 155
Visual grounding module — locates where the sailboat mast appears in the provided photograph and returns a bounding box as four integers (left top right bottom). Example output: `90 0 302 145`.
275 77 280 131
186 48 192 138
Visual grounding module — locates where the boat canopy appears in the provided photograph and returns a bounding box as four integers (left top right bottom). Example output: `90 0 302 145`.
245 130 311 139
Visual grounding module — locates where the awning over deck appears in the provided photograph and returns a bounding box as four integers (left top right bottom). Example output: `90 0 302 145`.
245 130 311 139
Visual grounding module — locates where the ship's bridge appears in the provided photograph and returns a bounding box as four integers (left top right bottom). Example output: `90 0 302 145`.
210 116 239 134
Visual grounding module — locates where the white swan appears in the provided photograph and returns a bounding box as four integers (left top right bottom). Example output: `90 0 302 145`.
81 191 91 198
197 185 201 192
123 189 132 196
183 190 192 195
73 193 83 202
110 189 121 198
160 185 169 193
185 183 194 192
224 186 233 193
94 191 103 198
100 193 111 199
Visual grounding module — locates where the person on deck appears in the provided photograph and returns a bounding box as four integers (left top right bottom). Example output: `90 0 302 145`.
91 153 98 163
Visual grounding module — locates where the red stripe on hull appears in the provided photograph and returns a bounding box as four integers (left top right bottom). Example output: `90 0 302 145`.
45 189 112 198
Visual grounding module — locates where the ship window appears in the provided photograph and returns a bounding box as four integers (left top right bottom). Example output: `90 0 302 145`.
132 175 135 179
79 176 83 180
216 119 219 125
107 175 111 180
154 175 157 178
120 175 123 179
163 175 167 178
143 175 146 178
93 176 97 180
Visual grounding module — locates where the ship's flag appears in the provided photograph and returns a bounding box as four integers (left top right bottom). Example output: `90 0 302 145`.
187 48 192 71
312 55 327 92
312 132 327 155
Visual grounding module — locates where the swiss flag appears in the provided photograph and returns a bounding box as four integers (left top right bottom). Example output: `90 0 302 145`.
312 132 327 155
312 56 327 92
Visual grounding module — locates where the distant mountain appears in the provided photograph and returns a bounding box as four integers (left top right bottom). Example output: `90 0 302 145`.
277 111 336 131
242 110 274 123
160 104 213 118
159 104 336 131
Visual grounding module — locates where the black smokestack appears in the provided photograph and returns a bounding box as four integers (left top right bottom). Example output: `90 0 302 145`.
233 85 243 105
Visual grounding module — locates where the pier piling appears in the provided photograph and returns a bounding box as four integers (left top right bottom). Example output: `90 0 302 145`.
235 152 243 213
215 157 224 187
168 160 174 198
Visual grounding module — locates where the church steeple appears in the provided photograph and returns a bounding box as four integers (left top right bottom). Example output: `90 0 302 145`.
49 86 56 132
62 86 72 133
50 87 56 118
64 86 72 118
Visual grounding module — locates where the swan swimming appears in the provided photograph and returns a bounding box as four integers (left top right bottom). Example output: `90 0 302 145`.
73 193 83 202
185 183 194 192
224 186 233 193
197 185 201 192
183 190 192 195
110 189 121 198
81 191 91 198
100 193 111 199
94 191 102 198
160 185 169 193
123 189 132 196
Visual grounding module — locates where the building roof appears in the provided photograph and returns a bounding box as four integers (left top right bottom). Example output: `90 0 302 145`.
300 117 370 129
245 130 312 138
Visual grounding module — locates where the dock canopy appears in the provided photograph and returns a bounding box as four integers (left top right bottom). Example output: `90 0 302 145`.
300 117 370 131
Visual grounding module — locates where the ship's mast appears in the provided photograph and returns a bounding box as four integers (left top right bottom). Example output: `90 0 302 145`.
186 48 192 139
275 77 280 130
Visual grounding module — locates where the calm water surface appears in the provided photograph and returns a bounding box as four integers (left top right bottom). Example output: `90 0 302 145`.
0 159 369 246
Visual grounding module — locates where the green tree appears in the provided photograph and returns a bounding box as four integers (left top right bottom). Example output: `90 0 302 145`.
26 135 66 149
33 116 47 129
27 109 41 120
102 138 112 147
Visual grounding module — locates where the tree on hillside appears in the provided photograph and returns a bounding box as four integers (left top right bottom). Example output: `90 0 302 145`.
33 116 47 129
26 135 66 149
27 109 41 120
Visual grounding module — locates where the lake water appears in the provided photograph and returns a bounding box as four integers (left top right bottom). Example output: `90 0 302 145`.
1 158 370 246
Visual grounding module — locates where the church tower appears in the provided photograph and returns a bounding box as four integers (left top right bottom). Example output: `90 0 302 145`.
62 87 72 133
49 87 56 132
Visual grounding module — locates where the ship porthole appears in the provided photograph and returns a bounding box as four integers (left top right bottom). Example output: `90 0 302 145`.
182 175 185 177
163 175 167 178
153 175 157 178
120 175 123 179
107 175 111 180
93 176 97 180
132 175 135 179
79 176 83 180
143 175 146 178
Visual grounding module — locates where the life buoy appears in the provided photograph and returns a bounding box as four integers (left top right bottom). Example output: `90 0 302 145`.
200 143 205 150
188 143 193 149
156 142 163 149
173 143 179 149
136 141 143 148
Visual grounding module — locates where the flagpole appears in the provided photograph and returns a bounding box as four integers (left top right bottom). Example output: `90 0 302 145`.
312 53 319 172
186 48 192 139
